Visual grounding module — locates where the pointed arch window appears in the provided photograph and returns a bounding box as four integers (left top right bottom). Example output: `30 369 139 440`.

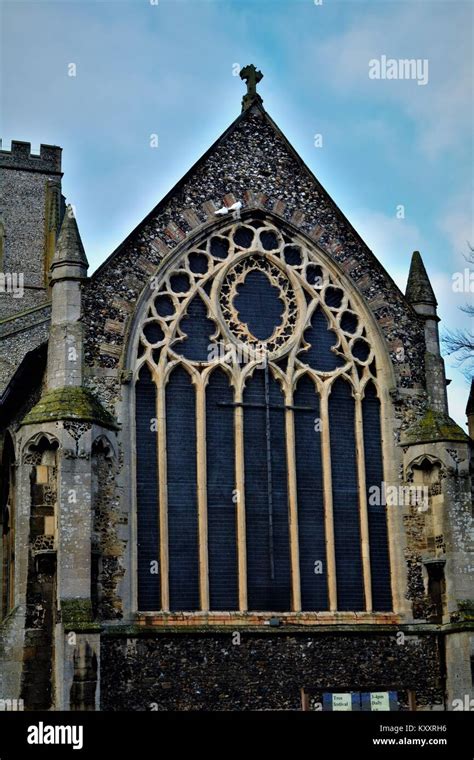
133 216 392 614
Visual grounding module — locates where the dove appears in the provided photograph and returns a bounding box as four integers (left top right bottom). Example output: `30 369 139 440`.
228 200 242 218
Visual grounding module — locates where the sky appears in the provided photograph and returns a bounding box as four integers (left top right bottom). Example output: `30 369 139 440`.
1 0 473 426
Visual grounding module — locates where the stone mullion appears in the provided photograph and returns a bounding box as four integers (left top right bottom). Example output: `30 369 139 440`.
196 378 209 611
355 392 373 612
379 387 402 614
285 384 301 612
234 386 248 611
156 376 169 611
320 386 338 611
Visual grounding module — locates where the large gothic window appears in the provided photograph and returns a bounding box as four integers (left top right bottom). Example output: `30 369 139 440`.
134 216 392 614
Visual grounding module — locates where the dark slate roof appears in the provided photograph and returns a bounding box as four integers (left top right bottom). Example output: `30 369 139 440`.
405 251 437 306
0 343 47 427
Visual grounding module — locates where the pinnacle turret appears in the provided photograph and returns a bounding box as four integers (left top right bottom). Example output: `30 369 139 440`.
406 250 437 308
51 205 88 277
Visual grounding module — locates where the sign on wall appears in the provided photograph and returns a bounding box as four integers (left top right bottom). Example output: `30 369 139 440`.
322 691 398 711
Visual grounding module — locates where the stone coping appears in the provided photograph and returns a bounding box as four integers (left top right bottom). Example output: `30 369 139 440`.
20 386 118 429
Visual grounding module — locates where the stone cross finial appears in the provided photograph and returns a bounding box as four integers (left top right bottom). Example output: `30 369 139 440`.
240 64 263 111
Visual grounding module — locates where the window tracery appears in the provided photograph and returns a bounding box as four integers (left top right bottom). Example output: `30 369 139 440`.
133 216 391 614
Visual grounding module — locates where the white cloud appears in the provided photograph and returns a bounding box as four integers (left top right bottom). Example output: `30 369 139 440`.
346 208 425 290
438 193 474 266
346 208 471 427
303 1 473 157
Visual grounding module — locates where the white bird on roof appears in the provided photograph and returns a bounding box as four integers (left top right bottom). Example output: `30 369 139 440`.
214 206 229 216
228 200 242 218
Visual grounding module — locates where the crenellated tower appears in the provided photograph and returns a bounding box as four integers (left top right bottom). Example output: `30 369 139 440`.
0 141 64 395
0 141 63 320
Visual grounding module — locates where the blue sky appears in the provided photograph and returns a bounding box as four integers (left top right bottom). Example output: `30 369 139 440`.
1 0 473 425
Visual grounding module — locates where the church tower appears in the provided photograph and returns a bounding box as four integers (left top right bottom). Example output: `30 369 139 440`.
0 142 63 393
0 68 472 712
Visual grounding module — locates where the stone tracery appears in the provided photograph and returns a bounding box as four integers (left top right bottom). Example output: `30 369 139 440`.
136 217 377 387
133 215 390 615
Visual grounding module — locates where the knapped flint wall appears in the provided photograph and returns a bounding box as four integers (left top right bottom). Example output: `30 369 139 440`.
100 633 443 711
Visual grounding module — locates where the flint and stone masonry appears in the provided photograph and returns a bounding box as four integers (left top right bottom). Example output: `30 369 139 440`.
0 73 472 711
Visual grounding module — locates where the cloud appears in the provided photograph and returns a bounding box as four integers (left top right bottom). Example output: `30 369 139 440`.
438 193 474 266
2 0 470 426
346 207 472 427
302 1 473 157
345 208 425 290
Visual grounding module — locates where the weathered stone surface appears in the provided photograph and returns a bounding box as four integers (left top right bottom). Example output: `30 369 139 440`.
401 409 469 445
100 633 443 711
406 251 437 306
21 386 118 429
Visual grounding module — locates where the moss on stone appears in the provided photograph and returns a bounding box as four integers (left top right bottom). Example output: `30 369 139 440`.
101 622 474 636
61 598 94 625
21 386 118 429
64 622 102 633
401 408 469 445
457 600 474 621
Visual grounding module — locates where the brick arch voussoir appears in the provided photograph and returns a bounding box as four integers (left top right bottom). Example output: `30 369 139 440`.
90 191 418 390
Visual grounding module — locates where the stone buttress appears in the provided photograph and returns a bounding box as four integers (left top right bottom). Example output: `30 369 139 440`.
11 208 117 709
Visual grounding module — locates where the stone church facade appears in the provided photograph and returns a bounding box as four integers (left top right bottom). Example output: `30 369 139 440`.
0 73 473 711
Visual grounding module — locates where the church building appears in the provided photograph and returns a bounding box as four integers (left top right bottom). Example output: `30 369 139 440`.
0 67 473 711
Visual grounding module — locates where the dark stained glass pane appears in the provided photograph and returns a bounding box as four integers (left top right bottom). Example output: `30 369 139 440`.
174 295 215 361
135 366 160 610
352 338 370 362
244 369 291 611
294 375 328 610
206 370 238 610
143 322 164 345
166 366 199 610
301 307 345 372
329 378 364 610
234 270 283 341
260 230 279 250
233 227 254 248
363 382 392 611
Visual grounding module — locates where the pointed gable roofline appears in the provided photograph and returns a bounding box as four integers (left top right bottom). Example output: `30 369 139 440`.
90 101 408 309
91 105 257 280
83 96 427 384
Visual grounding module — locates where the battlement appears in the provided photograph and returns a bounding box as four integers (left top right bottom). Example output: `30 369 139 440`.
0 140 62 174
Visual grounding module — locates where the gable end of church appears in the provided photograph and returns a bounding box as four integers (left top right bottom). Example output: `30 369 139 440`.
0 78 472 713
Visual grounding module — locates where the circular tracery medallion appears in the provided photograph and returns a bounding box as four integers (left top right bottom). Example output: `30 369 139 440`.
217 253 300 356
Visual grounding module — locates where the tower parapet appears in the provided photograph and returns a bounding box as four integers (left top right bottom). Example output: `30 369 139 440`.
0 141 62 174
